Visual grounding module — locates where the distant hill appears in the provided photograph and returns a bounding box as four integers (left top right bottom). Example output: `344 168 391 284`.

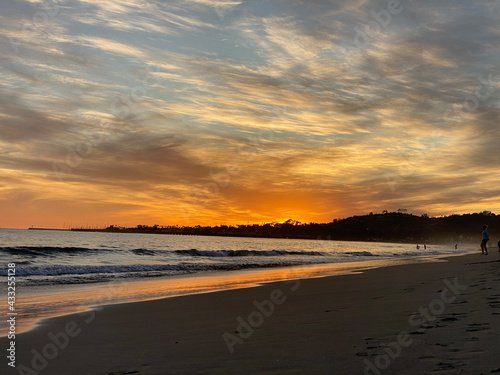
70 211 499 244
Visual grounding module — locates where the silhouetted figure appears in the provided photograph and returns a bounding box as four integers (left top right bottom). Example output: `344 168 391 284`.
424 244 426 250
481 225 489 255
455 244 458 250
416 245 420 250
497 240 500 252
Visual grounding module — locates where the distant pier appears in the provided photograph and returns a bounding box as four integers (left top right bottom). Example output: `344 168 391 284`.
28 228 69 231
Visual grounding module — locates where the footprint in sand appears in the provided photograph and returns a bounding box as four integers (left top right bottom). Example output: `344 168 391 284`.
440 316 459 323
466 323 490 332
428 360 467 372
363 338 399 356
419 355 435 360
364 338 381 350
487 296 500 310
105 364 151 375
409 330 426 335
355 352 369 357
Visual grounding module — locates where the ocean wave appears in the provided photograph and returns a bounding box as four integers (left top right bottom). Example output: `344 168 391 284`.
11 264 179 276
5 261 315 277
131 248 158 256
391 250 441 257
175 249 324 257
19 272 190 286
344 251 377 256
1 246 327 259
0 246 102 257
0 246 161 257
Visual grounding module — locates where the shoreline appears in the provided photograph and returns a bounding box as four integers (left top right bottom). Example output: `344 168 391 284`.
3 251 500 374
1 253 460 337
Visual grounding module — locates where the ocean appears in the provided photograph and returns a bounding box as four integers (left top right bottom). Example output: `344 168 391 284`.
0 228 472 336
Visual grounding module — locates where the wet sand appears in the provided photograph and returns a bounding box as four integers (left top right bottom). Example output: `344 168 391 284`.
2 252 500 374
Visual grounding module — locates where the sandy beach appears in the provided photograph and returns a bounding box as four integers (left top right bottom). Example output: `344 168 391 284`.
3 252 500 375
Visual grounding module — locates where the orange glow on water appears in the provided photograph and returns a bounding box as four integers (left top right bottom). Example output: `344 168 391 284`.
4 257 443 337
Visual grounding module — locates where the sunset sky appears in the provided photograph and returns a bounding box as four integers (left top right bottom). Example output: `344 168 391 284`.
1 0 499 228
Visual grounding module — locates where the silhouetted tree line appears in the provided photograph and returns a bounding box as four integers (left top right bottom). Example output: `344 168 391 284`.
71 211 499 244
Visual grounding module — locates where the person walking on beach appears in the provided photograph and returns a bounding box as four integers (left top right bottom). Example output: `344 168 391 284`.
481 225 489 255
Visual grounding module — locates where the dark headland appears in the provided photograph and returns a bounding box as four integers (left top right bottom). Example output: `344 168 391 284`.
64 211 498 244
